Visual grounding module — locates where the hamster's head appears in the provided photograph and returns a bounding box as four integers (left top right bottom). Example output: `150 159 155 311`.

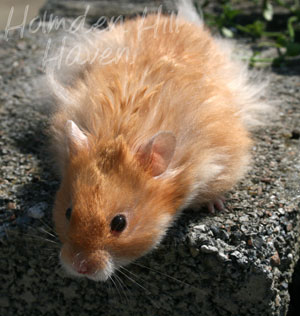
53 120 179 281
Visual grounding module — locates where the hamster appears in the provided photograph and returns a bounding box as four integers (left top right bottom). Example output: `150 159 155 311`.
47 4 267 281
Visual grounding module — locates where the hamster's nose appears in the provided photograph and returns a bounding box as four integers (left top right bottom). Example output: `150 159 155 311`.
76 262 89 274
73 254 95 275
61 244 111 279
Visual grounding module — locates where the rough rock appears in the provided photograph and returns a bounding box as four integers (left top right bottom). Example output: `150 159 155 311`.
0 5 300 316
40 0 178 23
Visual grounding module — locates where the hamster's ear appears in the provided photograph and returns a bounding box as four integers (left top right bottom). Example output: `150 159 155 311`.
136 132 176 177
65 120 88 154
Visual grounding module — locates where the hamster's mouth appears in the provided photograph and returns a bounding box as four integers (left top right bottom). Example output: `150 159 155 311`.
59 244 134 282
59 249 115 282
60 256 115 281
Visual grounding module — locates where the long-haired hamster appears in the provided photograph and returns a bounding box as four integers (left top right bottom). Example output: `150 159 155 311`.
47 2 267 281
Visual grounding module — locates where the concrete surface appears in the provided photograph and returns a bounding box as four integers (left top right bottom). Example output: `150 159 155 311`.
0 3 300 316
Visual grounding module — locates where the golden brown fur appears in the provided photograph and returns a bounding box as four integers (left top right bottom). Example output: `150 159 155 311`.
49 12 267 280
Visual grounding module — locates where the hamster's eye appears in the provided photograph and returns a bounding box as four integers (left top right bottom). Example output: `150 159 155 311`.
65 207 72 220
110 214 127 233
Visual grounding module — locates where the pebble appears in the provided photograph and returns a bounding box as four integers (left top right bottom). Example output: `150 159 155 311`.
217 252 229 262
27 202 48 219
219 229 229 241
278 208 285 215
6 202 16 210
271 251 281 266
240 215 249 222
200 245 219 254
275 294 281 307
193 225 207 233
230 251 242 260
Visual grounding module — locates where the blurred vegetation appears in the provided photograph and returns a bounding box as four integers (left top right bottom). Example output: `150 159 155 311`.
193 0 300 67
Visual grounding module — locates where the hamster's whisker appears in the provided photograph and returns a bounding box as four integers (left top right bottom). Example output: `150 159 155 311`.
118 266 161 308
119 266 142 283
39 236 59 246
72 252 81 267
106 276 113 294
48 253 55 259
37 217 54 229
23 233 60 247
32 228 59 242
120 266 157 292
39 227 57 239
117 267 150 294
75 252 81 259
108 276 118 297
37 218 57 234
114 271 131 297
132 261 196 289
110 274 126 303
43 247 57 253
72 253 79 267
79 259 86 270
47 254 57 264
113 273 129 303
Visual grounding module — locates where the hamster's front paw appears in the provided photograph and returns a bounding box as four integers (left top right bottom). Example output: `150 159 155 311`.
207 196 225 214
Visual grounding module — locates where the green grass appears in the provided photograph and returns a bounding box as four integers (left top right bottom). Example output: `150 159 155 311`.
194 0 300 67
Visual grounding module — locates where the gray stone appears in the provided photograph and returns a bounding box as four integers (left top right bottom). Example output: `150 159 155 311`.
200 245 219 254
39 0 178 22
0 3 300 316
27 202 48 219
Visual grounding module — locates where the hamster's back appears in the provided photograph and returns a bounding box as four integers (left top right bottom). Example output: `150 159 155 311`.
48 14 266 205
